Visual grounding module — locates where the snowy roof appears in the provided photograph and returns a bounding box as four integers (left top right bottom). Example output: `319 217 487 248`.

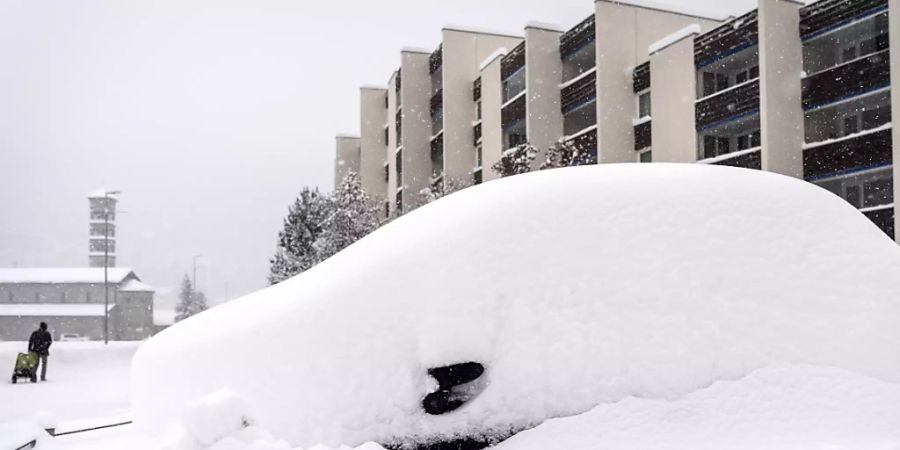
360 84 388 91
401 47 432 54
649 24 703 54
525 21 566 33
120 279 155 293
479 48 509 71
87 189 120 199
0 268 138 285
153 309 176 326
442 25 523 39
335 133 360 140
0 303 115 317
601 0 732 21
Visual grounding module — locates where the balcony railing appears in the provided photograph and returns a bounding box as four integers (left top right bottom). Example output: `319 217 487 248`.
800 0 888 40
473 77 482 102
694 10 758 68
633 62 650 93
695 79 760 130
803 127 893 179
501 92 526 128
431 88 443 111
501 42 526 80
473 122 482 145
703 148 762 170
634 120 651 150
560 70 596 113
429 44 443 74
802 48 890 109
560 14 596 58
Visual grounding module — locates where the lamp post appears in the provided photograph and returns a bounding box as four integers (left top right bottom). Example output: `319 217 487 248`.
103 190 121 345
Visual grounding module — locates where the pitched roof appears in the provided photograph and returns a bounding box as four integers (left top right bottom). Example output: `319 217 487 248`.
119 279 155 293
0 268 138 284
0 303 115 317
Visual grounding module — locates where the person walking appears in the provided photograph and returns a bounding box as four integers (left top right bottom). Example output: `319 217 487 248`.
28 322 53 382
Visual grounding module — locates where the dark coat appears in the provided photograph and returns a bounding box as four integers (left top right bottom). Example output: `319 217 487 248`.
28 329 52 356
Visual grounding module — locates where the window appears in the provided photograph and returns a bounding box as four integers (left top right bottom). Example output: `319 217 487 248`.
702 72 730 97
735 66 759 84
564 100 597 136
841 45 858 63
475 100 482 121
864 178 893 208
395 150 402 188
473 169 483 185
844 185 862 208
89 239 115 253
503 118 527 150
383 126 389 146
395 191 402 212
384 201 390 218
862 107 891 130
561 39 596 81
638 149 652 163
475 144 483 168
814 166 894 210
736 130 761 150
637 92 651 119
431 106 443 135
702 136 730 159
384 163 389 183
502 67 526 103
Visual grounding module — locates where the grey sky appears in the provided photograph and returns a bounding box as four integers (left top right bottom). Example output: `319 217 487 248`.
0 0 757 307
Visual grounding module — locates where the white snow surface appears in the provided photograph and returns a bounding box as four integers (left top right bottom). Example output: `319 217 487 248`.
0 303 114 316
133 164 900 448
648 24 702 54
496 364 900 449
0 267 136 284
479 48 508 71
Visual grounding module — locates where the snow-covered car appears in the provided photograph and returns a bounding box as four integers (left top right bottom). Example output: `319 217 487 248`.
133 164 900 449
58 333 89 342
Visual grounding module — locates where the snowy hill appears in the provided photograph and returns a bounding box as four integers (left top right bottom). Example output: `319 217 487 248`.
132 164 900 449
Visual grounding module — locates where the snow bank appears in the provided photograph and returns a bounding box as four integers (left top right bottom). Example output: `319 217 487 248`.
495 364 900 449
133 164 900 448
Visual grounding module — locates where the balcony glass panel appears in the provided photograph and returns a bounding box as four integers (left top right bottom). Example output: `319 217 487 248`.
804 90 891 143
813 166 893 209
564 100 597 136
502 67 526 103
697 113 760 160
503 118 527 150
696 46 759 98
561 39 596 82
802 11 888 74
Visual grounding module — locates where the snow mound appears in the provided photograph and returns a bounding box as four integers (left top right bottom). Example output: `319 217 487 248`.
165 390 384 450
133 164 900 448
495 364 900 449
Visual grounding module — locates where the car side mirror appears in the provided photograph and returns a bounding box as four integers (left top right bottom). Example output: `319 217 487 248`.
422 362 486 415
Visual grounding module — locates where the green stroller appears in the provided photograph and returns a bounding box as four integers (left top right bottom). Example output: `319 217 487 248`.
11 352 38 383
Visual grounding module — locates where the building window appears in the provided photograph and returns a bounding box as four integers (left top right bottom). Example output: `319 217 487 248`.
503 119 527 150
843 114 859 135
395 191 403 212
383 126 389 146
431 106 443 135
475 100 482 121
395 150 402 188
702 135 731 159
735 66 759 84
384 163 389 183
564 99 597 136
638 149 652 163
637 91 651 118
702 72 730 97
475 144 483 168
473 169 483 185
814 166 894 210
502 67 526 103
384 201 390 217
736 130 761 150
561 39 596 82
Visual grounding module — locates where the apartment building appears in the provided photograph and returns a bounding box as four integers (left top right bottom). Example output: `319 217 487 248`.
336 0 898 240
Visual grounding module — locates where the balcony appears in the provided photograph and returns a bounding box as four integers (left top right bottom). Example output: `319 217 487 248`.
634 120 651 151
501 92 526 128
802 48 890 110
560 69 596 113
694 10 758 68
696 79 760 130
560 14 595 59
429 44 443 74
800 0 888 40
803 126 893 179
473 77 482 102
564 126 598 164
473 122 482 146
431 88 443 111
633 62 650 93
501 42 526 80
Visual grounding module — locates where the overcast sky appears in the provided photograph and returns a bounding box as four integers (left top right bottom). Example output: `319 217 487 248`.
0 0 757 307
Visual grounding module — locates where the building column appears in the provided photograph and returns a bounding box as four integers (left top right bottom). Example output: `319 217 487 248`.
399 49 432 212
359 87 388 209
649 30 700 163
891 0 900 243
480 53 506 183
334 136 360 190
524 25 564 167
758 0 805 178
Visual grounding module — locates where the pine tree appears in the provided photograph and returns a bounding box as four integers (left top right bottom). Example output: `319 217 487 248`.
540 139 595 170
175 275 208 322
491 143 537 177
268 187 333 285
314 172 379 261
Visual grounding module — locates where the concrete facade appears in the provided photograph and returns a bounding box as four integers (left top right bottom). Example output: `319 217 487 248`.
441 29 522 188
595 1 722 164
334 135 360 189
524 25 564 167
359 87 389 212
758 0 805 178
479 53 506 184
649 30 701 163
399 50 432 213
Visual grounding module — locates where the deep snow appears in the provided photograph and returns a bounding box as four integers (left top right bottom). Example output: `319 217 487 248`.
133 164 900 448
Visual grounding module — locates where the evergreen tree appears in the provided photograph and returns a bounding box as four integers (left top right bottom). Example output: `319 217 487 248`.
268 187 333 285
418 176 463 205
491 143 537 177
314 172 379 261
540 139 595 170
175 275 208 322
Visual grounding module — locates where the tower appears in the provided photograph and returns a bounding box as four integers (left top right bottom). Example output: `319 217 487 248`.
88 190 118 268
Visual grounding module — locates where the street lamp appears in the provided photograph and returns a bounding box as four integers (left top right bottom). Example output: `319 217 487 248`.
103 190 121 345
